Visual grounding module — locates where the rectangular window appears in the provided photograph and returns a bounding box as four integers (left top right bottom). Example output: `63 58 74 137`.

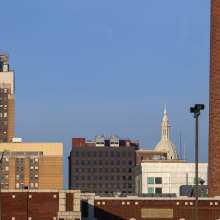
155 187 162 194
147 177 154 184
148 187 154 193
155 177 162 184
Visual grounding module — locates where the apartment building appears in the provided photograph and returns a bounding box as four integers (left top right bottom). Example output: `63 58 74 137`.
0 54 15 142
0 142 63 190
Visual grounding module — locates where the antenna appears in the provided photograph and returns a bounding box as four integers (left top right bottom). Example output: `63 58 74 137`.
179 132 183 160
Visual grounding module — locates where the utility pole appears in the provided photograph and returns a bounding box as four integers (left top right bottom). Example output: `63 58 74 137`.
190 104 205 220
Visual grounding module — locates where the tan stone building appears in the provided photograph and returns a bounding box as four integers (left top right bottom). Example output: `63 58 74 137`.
0 54 15 142
0 142 63 190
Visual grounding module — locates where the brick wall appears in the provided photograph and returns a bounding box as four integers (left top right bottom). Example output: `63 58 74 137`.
208 0 220 197
94 198 220 220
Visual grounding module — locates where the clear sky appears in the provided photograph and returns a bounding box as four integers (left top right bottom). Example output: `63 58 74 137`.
1 0 210 187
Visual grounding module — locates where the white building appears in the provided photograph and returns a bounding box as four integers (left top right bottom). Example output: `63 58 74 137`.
135 161 208 196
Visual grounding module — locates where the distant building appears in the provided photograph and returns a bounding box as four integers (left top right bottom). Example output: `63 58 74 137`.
135 161 207 196
69 136 139 195
136 149 167 165
0 142 63 190
0 54 15 142
154 107 179 160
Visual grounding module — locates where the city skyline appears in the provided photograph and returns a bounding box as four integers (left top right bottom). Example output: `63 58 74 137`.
0 0 210 187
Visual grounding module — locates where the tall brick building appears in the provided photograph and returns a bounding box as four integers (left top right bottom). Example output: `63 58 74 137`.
208 0 220 197
0 54 15 142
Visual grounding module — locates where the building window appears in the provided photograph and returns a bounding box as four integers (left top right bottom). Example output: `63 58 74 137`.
155 177 162 184
147 177 154 184
155 187 162 194
148 187 154 193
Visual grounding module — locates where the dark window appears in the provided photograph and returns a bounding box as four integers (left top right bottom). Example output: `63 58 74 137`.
128 168 132 173
155 177 162 184
128 176 132 180
155 187 162 194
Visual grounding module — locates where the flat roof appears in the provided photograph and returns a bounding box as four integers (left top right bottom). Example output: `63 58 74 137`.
0 142 63 156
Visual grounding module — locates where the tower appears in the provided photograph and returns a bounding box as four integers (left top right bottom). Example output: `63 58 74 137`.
154 107 179 160
0 54 15 142
208 0 220 197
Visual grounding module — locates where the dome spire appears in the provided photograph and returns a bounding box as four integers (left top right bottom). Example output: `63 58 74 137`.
154 106 179 160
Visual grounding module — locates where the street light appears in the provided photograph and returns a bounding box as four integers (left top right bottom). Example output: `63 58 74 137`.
190 104 205 220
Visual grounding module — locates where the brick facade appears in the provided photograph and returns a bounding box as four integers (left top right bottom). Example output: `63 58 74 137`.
208 0 220 197
93 198 220 220
0 190 81 220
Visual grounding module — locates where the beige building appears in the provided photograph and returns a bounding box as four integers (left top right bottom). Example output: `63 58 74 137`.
0 142 63 190
0 54 15 142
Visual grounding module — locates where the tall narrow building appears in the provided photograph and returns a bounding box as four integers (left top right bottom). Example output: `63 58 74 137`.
208 0 220 197
0 54 15 142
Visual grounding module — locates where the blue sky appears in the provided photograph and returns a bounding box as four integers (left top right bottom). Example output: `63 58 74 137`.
0 0 210 187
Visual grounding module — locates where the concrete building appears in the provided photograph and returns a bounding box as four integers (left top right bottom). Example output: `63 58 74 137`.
0 142 63 190
69 136 139 195
135 161 207 196
208 0 220 197
0 54 15 142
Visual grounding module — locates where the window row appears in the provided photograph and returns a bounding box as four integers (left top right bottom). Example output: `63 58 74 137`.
74 183 133 189
75 160 133 166
74 167 132 173
74 151 133 158
147 177 162 185
73 175 132 181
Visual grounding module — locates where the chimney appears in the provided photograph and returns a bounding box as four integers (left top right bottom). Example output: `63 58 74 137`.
208 0 220 197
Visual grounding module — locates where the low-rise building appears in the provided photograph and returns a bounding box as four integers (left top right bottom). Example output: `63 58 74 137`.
136 149 167 165
135 161 208 196
0 142 63 190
